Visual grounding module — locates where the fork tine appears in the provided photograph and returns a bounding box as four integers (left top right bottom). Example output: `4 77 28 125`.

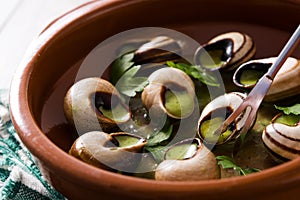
239 107 257 138
232 110 256 155
216 100 248 134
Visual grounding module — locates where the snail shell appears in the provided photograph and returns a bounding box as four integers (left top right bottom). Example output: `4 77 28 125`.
198 92 252 145
69 131 146 172
233 57 300 102
141 67 195 119
264 57 300 102
262 115 300 160
133 36 182 64
194 32 256 71
155 138 219 181
64 77 131 134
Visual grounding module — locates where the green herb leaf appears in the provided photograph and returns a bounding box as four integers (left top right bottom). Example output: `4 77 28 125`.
166 61 220 87
242 168 261 175
216 155 260 176
144 145 169 163
216 155 239 169
110 52 135 85
116 65 149 97
274 104 300 115
144 122 173 163
146 125 173 147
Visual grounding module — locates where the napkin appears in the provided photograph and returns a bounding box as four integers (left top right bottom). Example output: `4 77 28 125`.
0 89 65 200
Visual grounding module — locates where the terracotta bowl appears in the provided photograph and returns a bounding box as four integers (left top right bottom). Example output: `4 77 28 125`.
9 0 300 199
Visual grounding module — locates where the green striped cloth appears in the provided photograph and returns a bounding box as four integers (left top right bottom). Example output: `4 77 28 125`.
0 89 65 200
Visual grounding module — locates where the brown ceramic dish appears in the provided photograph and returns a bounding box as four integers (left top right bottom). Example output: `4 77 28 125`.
9 0 300 199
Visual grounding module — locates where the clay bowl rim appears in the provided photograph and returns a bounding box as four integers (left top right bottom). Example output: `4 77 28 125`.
9 0 300 194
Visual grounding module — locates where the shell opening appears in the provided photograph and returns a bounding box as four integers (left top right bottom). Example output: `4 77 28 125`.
164 138 200 160
107 134 145 148
234 62 271 88
93 92 129 123
161 83 194 118
195 39 233 70
273 114 300 126
199 107 236 144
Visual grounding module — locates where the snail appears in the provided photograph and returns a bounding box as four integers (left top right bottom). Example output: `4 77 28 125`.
141 67 195 119
64 77 131 134
233 57 300 102
194 32 256 71
69 131 146 172
198 92 253 145
133 35 182 65
262 113 300 161
155 138 219 181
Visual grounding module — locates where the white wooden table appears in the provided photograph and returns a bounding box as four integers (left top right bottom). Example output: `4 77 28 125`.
0 0 91 89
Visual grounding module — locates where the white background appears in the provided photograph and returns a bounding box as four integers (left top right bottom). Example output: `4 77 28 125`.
0 0 90 89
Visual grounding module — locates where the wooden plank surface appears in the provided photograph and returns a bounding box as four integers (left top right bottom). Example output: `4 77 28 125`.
0 0 90 89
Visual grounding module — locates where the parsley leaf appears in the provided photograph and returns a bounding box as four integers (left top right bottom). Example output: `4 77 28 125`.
274 104 300 115
144 145 169 163
166 61 220 87
146 125 173 147
216 155 260 176
242 168 261 175
110 52 135 85
216 155 237 169
115 65 149 97
144 123 173 163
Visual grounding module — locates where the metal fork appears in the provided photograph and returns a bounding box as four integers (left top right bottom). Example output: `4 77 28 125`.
218 25 300 144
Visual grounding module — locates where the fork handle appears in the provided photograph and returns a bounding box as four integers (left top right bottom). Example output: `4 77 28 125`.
248 24 300 104
266 25 300 80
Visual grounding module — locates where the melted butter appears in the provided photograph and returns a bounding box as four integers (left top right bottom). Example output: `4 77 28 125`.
200 117 232 144
165 143 198 160
164 90 193 117
199 49 225 69
240 69 264 86
99 104 129 122
114 135 141 147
